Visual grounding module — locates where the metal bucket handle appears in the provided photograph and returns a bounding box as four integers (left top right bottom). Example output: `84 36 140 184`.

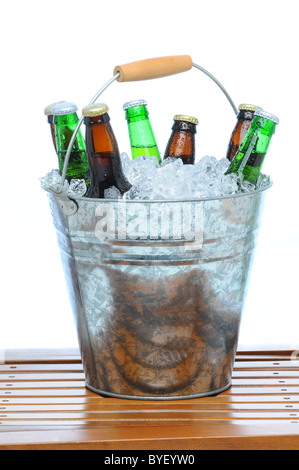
49 55 237 215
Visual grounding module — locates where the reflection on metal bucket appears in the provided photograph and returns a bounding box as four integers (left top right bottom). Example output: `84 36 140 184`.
48 186 270 399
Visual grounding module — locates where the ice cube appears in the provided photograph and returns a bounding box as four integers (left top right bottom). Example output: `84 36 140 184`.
257 173 271 188
220 173 239 195
104 186 122 199
215 157 230 176
161 157 184 170
67 179 87 197
239 180 256 193
194 155 218 173
120 152 130 163
39 169 61 189
123 155 158 186
39 169 69 191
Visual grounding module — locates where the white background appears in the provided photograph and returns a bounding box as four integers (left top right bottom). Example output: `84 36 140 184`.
1 0 298 351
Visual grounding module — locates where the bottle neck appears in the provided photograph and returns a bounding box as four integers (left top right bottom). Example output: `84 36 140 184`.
172 120 197 134
125 108 160 162
251 115 277 136
84 114 119 157
237 109 255 121
54 112 79 127
125 105 149 122
55 112 85 155
85 113 110 125
164 120 196 164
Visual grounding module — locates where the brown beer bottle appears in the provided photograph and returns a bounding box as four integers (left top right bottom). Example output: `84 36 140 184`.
44 101 67 152
226 104 262 162
163 115 198 164
82 103 131 198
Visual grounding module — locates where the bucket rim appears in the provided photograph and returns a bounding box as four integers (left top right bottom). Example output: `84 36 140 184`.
66 180 273 204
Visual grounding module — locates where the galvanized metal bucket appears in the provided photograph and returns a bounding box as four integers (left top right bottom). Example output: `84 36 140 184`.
46 56 271 399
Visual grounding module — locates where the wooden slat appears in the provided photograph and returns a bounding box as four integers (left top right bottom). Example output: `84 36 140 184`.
1 349 299 450
2 378 299 390
0 364 83 373
0 373 85 382
2 349 81 363
1 393 299 404
2 370 299 382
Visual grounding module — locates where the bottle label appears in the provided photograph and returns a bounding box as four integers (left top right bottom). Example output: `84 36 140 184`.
246 152 266 168
238 132 259 174
131 145 161 161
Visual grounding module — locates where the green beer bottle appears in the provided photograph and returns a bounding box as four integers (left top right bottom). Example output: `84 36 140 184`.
123 99 161 163
44 101 67 152
225 104 262 162
225 109 279 186
52 101 90 184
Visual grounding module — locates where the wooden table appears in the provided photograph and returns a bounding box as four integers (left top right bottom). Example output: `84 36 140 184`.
1 349 299 450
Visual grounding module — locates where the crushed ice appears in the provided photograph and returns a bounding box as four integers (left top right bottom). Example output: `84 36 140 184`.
40 155 271 200
121 153 271 200
39 169 87 197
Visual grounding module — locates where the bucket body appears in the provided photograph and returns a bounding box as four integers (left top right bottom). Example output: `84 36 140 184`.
48 187 269 399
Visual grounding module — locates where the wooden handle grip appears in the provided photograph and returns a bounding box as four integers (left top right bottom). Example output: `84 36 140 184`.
113 55 193 82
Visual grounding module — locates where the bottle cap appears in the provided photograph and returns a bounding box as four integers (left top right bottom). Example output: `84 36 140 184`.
173 115 198 125
82 103 109 117
123 99 147 110
51 101 78 116
44 101 67 116
255 109 280 124
238 104 262 112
